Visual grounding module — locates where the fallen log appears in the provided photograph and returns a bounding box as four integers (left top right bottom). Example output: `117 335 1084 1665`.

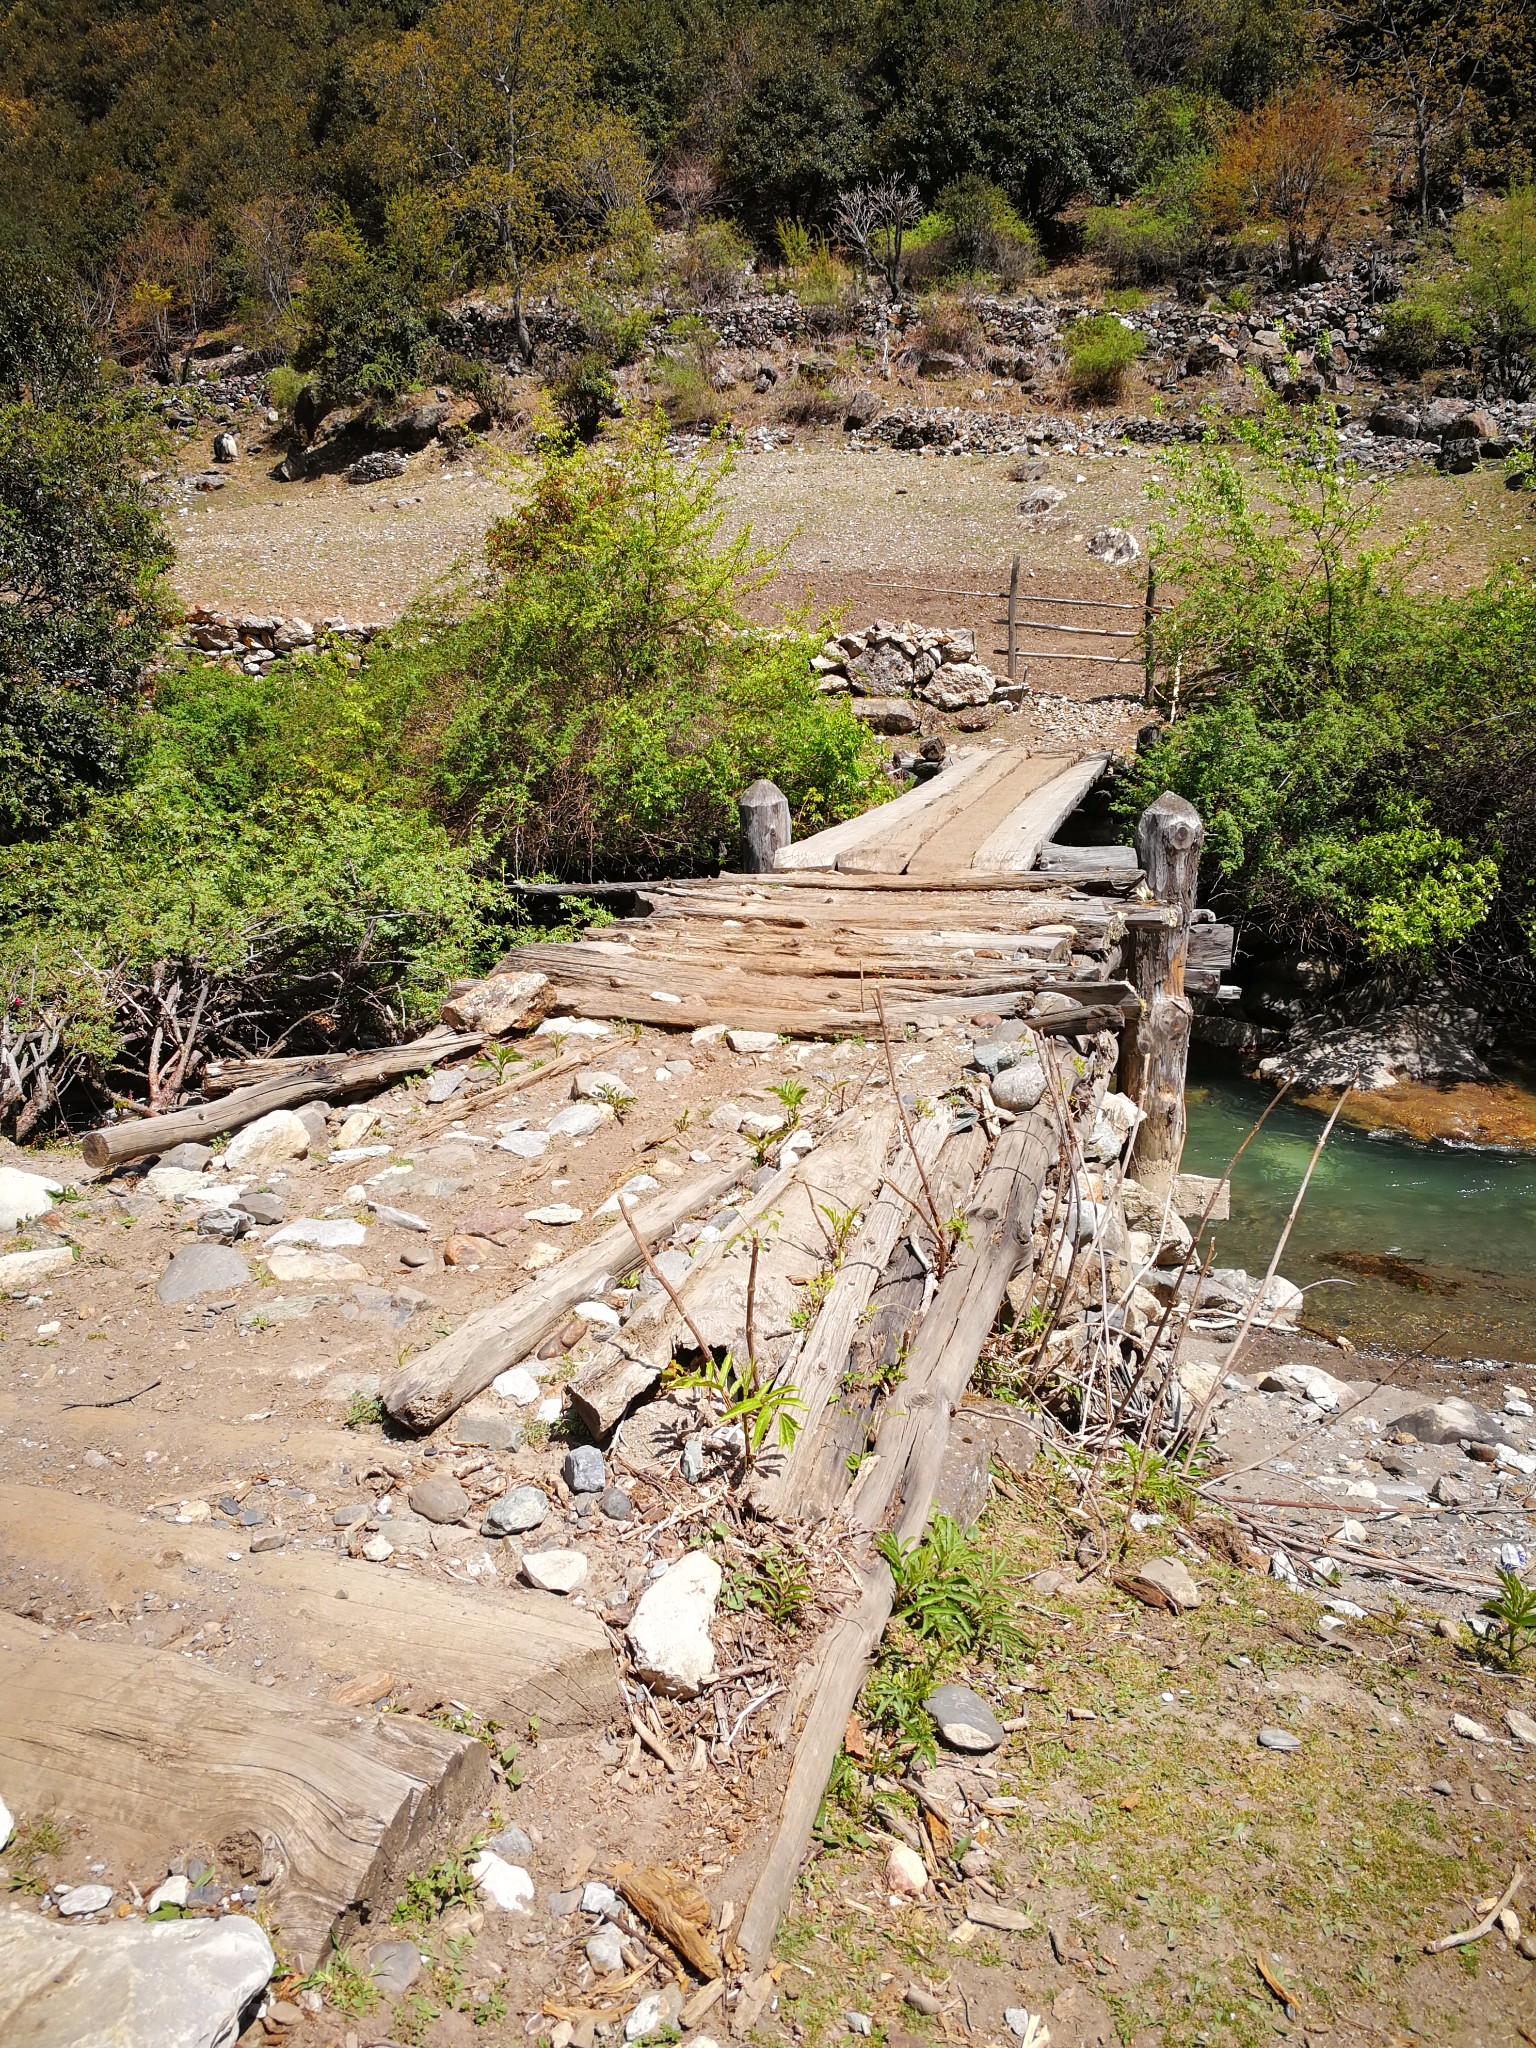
734 1114 1054 1968
79 1032 483 1171
748 1102 949 1521
384 1164 745 1433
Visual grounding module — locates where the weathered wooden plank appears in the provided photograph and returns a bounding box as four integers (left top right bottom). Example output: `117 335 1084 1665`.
969 753 1110 872
773 751 991 870
749 1104 949 1521
565 1100 899 1435
714 867 1141 895
1036 842 1139 875
903 753 1074 876
733 1114 1055 1969
837 750 1030 875
0 1612 492 1971
385 1165 745 1432
0 1483 620 1732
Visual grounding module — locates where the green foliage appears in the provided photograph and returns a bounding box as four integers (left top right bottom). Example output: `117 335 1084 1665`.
5 1812 66 1893
266 365 310 416
724 1544 812 1628
1085 196 1197 283
859 1657 940 1767
0 261 172 845
294 200 451 407
301 1940 380 2017
392 1846 482 1927
907 179 1038 286
551 348 621 441
673 1345 806 1471
345 1390 387 1429
1063 310 1147 400
1125 393 1536 974
876 1512 1026 1660
374 412 883 877
1378 187 1536 395
1374 293 1468 377
1476 1568 1536 1670
0 656 492 1118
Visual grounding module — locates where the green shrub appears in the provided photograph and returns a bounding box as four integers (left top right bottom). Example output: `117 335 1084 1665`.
293 199 451 407
371 411 883 878
670 220 751 306
1377 189 1536 395
1374 294 1469 377
1123 392 1536 975
0 659 491 1122
551 349 621 441
1063 311 1146 401
0 262 173 845
1085 199 1194 282
266 364 309 415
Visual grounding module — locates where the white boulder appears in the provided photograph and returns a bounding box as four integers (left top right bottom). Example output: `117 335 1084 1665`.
223 1110 310 1174
627 1553 722 1697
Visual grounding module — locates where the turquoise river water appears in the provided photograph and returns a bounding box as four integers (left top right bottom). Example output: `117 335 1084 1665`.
1181 1070 1536 1366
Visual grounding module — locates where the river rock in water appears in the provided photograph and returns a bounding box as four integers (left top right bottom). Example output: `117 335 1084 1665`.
1258 1003 1490 1093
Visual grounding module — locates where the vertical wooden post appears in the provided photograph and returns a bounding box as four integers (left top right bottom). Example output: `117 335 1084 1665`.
1007 554 1020 682
738 780 792 873
1118 791 1203 1192
1142 558 1157 707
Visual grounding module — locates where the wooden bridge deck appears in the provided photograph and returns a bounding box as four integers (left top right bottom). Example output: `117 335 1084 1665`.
501 749 1166 1039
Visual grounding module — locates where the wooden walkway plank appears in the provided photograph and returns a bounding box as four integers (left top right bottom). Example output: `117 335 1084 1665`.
0 1612 492 1971
836 750 1027 875
773 751 991 871
0 1484 621 1732
904 752 1075 876
385 1165 745 1432
734 1114 1056 1968
969 753 1111 872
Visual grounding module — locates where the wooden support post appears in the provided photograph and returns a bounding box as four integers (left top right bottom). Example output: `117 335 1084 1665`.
1007 553 1020 682
1119 791 1203 1191
738 779 791 873
1142 557 1157 706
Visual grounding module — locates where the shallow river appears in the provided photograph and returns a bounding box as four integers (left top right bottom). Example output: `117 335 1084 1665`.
1182 1069 1536 1367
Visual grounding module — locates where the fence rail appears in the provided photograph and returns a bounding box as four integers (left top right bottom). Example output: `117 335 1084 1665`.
862 557 1161 685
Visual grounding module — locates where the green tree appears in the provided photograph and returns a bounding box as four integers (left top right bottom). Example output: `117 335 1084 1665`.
0 258 172 843
294 197 453 406
363 0 649 361
1124 394 1525 974
369 412 883 876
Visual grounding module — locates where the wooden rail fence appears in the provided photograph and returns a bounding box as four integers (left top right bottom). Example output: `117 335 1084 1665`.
865 556 1167 691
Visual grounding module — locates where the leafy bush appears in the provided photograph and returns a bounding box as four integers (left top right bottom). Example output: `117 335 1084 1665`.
904 181 1038 288
0 657 491 1126
0 260 173 845
551 349 621 441
1377 188 1536 396
293 199 452 407
1063 311 1146 401
1086 199 1195 282
1123 393 1536 980
669 220 751 306
371 411 883 877
1374 295 1468 377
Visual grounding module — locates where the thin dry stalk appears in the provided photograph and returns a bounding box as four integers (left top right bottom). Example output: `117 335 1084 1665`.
873 984 949 1269
617 1194 715 1365
745 1232 761 1380
1180 1084 1352 1457
1104 1082 1294 1438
